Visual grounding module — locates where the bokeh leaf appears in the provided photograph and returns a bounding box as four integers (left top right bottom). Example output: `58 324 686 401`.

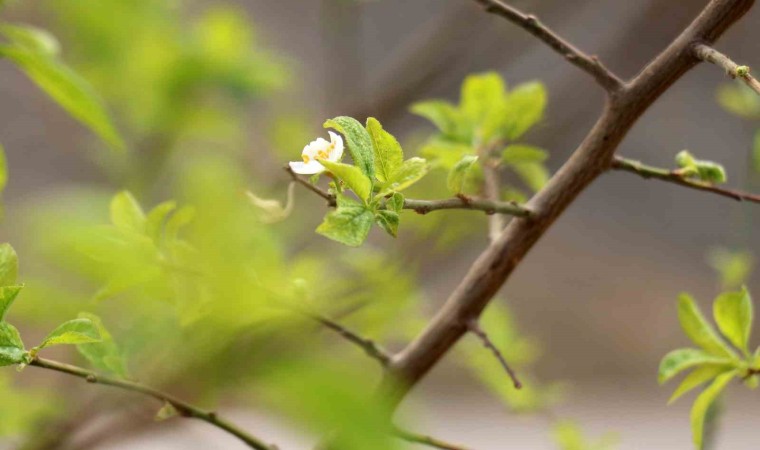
691 371 736 449
447 155 478 194
713 288 753 354
658 348 732 384
110 191 146 233
0 243 18 287
678 293 736 359
76 312 127 376
668 365 730 404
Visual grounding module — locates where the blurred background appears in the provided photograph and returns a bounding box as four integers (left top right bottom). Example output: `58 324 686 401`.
0 0 759 449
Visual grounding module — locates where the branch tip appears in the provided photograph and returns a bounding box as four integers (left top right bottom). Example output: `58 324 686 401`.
466 319 522 389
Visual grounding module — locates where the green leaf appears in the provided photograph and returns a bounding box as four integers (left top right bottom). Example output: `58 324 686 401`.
0 322 25 367
76 313 126 376
691 371 736 449
165 206 195 242
716 84 760 119
0 24 60 56
501 81 547 140
36 318 102 351
155 402 179 421
460 72 506 134
366 118 403 183
502 144 548 165
658 348 733 384
379 157 428 195
316 197 374 247
110 191 146 233
324 117 375 179
668 365 731 404
318 160 372 202
0 243 18 287
0 142 7 196
678 293 736 359
0 44 124 151
0 285 23 322
713 288 753 354
387 193 404 213
695 161 727 184
410 100 462 138
146 201 177 243
375 210 399 238
511 161 549 192
447 155 478 194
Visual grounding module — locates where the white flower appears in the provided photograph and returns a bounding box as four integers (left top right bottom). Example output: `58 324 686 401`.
288 131 344 175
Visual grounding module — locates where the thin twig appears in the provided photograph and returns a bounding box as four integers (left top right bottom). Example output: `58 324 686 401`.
611 156 760 204
286 167 532 217
393 426 474 450
28 357 276 450
693 43 760 95
305 312 392 366
466 320 522 389
471 0 622 91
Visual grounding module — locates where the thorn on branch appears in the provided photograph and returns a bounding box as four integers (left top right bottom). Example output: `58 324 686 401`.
466 319 522 389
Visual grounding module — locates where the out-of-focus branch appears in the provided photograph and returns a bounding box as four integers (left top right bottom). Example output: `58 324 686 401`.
471 0 622 91
467 319 522 389
693 43 760 95
28 357 276 450
611 156 760 204
286 167 533 217
393 426 474 450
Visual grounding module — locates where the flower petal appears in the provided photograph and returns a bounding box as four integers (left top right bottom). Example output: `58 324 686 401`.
289 160 325 175
328 131 344 162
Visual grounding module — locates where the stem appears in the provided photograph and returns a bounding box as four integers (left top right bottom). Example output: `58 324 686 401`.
693 44 760 95
393 426 474 450
306 312 392 366
467 319 522 389
28 358 275 450
611 156 760 204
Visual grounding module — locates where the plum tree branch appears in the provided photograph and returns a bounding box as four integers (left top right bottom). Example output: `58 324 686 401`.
306 311 392 366
467 319 522 389
377 0 755 413
611 156 760 204
393 427 473 450
471 0 622 91
285 167 532 217
28 357 276 450
693 43 760 95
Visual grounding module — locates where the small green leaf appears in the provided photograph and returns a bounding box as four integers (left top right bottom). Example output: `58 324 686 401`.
0 24 60 56
691 371 736 449
375 210 399 238
366 118 403 183
716 84 760 119
678 293 736 359
410 100 462 138
0 142 7 196
675 150 696 168
713 288 753 354
316 197 374 247
0 285 23 322
0 243 18 287
318 160 372 202
155 402 179 421
387 193 404 213
76 313 126 376
0 322 25 367
165 206 195 242
146 201 177 243
695 161 727 184
324 117 375 179
36 318 102 351
501 81 547 140
668 365 731 404
447 155 478 194
460 72 506 134
379 157 428 195
501 145 548 165
110 191 146 233
0 44 124 151
658 348 732 384
511 161 549 192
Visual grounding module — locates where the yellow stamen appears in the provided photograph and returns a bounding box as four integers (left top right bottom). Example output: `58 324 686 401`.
302 154 310 163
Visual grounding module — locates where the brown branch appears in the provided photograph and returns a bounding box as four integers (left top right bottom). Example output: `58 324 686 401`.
471 0 622 91
611 156 760 204
693 43 760 95
393 426 474 450
377 0 755 412
467 319 522 389
285 167 533 217
28 357 276 450
305 311 392 366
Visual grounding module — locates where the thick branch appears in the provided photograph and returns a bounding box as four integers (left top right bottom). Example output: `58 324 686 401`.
467 320 521 389
286 167 532 217
379 0 754 412
694 43 760 95
307 312 392 366
393 427 473 450
28 358 275 450
611 156 760 204
471 0 622 91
